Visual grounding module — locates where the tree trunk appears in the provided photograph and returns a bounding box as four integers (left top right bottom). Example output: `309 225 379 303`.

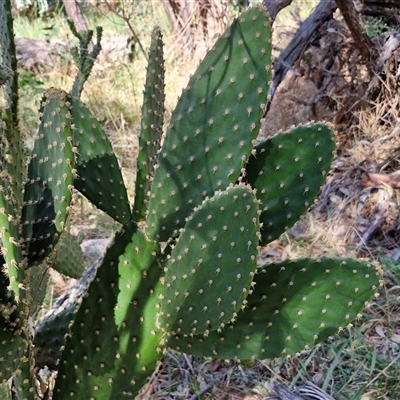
62 0 88 32
266 0 337 113
262 0 292 22
335 0 373 62
161 0 233 58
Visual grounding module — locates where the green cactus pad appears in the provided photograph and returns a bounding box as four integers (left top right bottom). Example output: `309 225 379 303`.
134 26 165 222
0 0 26 212
12 353 37 400
159 185 260 338
0 136 25 300
167 258 380 360
0 0 19 127
51 230 85 279
147 5 272 241
0 297 27 385
22 88 76 264
53 222 163 399
27 262 49 318
69 96 131 224
34 302 77 370
246 123 335 245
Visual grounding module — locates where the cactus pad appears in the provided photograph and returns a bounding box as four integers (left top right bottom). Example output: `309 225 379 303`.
0 286 27 385
69 96 131 224
246 123 335 245
22 88 76 264
167 258 380 360
50 230 85 279
134 26 165 222
146 5 272 241
54 222 163 398
159 184 260 337
0 135 25 300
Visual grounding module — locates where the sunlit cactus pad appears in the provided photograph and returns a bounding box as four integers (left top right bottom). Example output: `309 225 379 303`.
53 222 163 398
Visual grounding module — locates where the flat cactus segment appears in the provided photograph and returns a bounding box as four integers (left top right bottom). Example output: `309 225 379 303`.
159 185 260 337
0 282 27 385
167 258 380 360
33 302 77 370
0 0 19 124
246 123 335 245
0 0 26 299
51 230 85 279
0 328 26 386
11 352 36 400
27 263 49 318
134 26 165 222
147 5 272 241
0 0 25 212
22 89 76 265
0 136 25 300
54 222 163 399
69 96 131 224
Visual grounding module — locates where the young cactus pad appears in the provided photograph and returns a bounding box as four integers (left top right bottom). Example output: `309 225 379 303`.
69 96 131 224
146 5 272 241
134 26 165 222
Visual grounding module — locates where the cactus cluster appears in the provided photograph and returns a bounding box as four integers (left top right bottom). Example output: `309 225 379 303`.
0 2 380 399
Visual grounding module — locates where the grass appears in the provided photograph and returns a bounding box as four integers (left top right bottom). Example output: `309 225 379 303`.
11 2 400 399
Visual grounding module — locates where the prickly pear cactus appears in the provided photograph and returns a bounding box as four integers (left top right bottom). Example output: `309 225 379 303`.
69 95 131 224
53 222 163 398
0 2 381 399
22 88 76 263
